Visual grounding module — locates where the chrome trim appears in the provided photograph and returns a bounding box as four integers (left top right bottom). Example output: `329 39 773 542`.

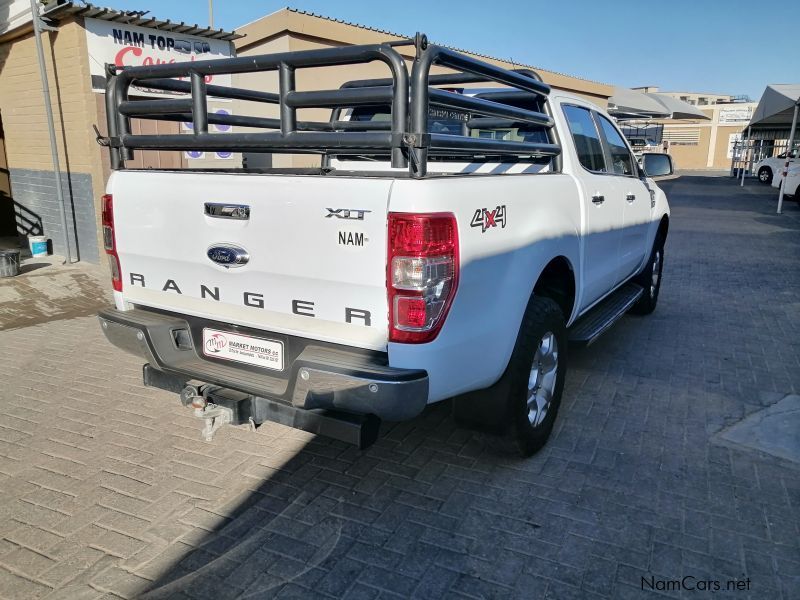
204 203 250 220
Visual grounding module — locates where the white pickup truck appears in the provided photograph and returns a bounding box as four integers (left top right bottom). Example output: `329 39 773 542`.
97 36 672 455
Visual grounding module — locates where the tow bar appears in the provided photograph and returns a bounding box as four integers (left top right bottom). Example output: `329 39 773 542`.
144 365 381 448
179 383 235 442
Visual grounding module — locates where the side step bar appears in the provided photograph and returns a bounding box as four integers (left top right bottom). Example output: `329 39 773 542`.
143 365 381 449
568 282 644 346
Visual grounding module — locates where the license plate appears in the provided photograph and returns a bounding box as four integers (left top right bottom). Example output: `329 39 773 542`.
202 328 284 371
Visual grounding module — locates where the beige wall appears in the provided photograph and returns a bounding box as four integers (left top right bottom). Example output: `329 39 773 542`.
234 34 291 167
658 103 756 170
0 19 98 173
666 128 711 172
711 125 744 169
0 17 109 262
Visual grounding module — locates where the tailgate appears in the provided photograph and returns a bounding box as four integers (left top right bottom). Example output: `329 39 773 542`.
111 170 392 351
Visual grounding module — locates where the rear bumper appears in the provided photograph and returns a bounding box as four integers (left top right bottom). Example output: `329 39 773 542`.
98 308 428 421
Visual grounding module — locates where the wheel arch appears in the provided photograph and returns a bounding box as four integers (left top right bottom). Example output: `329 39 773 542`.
657 214 669 242
533 255 576 323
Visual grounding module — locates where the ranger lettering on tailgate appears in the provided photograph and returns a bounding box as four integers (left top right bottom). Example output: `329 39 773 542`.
127 273 372 325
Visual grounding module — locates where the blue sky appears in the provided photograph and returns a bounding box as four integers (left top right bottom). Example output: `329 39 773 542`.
104 0 797 100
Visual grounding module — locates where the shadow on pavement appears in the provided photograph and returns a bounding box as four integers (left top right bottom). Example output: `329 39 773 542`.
136 404 538 599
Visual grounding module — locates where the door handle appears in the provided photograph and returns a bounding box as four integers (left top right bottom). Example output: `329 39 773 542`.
204 203 250 220
591 194 605 205
626 193 636 203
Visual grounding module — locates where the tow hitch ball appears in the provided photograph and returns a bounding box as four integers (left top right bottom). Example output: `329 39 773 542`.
180 384 232 442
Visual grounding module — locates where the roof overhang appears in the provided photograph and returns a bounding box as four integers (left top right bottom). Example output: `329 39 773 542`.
608 87 670 119
748 84 800 128
41 0 244 41
645 93 710 120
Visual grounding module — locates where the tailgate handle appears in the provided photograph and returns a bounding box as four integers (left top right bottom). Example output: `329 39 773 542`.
204 203 250 220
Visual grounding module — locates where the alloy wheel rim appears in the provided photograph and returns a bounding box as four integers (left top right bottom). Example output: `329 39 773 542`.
650 250 661 297
527 331 558 427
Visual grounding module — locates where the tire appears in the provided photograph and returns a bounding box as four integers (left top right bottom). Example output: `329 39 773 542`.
630 235 664 315
758 167 772 184
453 296 567 457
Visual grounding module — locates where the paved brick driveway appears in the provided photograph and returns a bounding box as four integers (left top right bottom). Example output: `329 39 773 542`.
0 176 798 599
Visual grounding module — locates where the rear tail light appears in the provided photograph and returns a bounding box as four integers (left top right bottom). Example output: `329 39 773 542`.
387 213 458 343
101 194 122 292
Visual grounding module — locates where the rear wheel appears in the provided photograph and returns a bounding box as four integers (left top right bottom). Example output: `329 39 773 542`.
758 167 773 184
453 296 567 457
630 236 664 315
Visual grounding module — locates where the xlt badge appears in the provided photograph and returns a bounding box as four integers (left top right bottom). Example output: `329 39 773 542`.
325 208 371 220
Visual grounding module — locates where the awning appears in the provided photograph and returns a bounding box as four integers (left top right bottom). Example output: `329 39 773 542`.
608 87 670 119
749 84 800 128
645 93 710 120
608 88 710 120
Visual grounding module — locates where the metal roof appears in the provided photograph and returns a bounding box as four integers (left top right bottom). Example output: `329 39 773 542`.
608 87 670 119
41 1 244 41
749 84 800 128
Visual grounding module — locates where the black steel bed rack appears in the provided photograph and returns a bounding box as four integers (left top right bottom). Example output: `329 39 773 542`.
103 33 561 178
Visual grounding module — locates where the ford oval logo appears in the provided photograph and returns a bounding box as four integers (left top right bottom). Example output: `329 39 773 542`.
207 244 249 268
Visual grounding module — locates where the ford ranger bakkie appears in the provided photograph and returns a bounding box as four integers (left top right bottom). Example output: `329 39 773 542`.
97 34 672 455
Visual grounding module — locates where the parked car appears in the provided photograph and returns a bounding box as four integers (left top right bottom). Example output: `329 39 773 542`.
96 38 672 456
779 164 800 202
756 148 798 184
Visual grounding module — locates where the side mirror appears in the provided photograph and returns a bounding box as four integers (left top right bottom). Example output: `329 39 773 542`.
641 153 674 178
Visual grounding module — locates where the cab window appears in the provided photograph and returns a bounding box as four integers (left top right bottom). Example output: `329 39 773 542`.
562 105 606 172
596 114 635 176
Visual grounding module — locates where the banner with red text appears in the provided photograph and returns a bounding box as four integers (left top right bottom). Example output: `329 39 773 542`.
84 17 234 96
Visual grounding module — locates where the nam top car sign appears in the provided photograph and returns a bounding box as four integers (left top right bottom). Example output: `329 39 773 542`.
84 17 234 95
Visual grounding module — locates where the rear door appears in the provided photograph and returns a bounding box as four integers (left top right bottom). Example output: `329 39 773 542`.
111 171 392 351
562 104 622 310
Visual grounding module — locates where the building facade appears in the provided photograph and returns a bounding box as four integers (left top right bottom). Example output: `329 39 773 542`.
0 1 238 262
658 102 758 170
628 86 757 170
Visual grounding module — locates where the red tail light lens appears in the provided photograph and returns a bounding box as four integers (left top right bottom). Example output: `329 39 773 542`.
388 213 458 343
101 194 122 292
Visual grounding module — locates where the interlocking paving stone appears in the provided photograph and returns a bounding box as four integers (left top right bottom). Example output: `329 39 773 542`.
0 175 798 599
715 394 800 464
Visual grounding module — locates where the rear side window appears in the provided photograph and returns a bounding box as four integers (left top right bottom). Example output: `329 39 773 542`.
562 105 605 172
596 115 635 176
347 100 552 162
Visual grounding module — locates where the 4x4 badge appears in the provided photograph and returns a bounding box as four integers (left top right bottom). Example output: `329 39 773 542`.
470 205 507 233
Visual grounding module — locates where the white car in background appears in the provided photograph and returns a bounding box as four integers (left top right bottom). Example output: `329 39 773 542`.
779 164 800 201
756 148 798 185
